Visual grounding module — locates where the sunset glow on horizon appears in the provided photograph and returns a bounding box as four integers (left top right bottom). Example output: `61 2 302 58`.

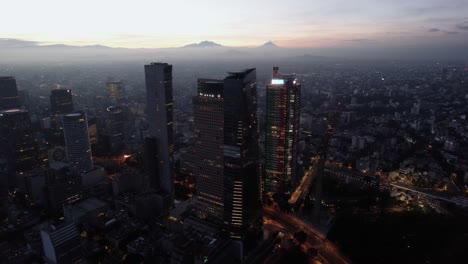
1 0 468 48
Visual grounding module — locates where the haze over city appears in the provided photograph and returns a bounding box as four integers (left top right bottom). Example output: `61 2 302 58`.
1 0 468 61
1 1 468 264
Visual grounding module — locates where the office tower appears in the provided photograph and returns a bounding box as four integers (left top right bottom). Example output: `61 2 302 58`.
193 69 262 240
193 79 225 220
144 137 159 190
265 66 301 194
106 81 125 105
106 106 125 154
50 89 74 115
44 171 82 214
62 111 93 175
87 117 98 145
144 62 174 204
0 109 36 190
41 223 83 264
0 76 20 110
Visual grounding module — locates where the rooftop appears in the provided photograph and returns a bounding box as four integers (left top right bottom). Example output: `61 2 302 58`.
225 68 255 80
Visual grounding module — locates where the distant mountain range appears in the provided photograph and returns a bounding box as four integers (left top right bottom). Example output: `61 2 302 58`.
0 38 281 50
181 40 280 49
182 41 223 48
0 38 466 62
0 38 299 63
0 38 117 50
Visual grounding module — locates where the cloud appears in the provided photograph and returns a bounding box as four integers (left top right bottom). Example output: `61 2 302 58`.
443 31 459 35
428 28 440 32
385 31 410 35
344 38 376 43
455 21 468 30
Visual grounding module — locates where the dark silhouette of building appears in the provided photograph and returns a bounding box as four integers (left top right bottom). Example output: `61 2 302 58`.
0 109 36 191
143 136 159 190
144 62 174 208
192 69 262 241
105 106 125 155
62 111 93 175
193 79 225 220
0 76 20 110
44 165 83 215
50 89 74 115
265 66 301 194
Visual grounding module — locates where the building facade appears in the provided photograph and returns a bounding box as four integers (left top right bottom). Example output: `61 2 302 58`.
105 106 125 155
193 69 262 240
0 109 36 191
62 111 93 175
265 66 301 194
106 81 125 105
41 223 83 264
50 89 74 115
193 79 225 220
0 76 20 110
144 62 174 205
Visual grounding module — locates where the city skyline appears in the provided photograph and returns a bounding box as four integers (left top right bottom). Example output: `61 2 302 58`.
1 1 468 262
1 0 468 49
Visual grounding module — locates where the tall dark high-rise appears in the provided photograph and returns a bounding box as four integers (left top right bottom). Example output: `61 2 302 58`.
0 76 20 110
265 66 301 194
0 109 36 191
105 106 125 154
143 137 159 191
50 89 74 115
144 62 174 205
62 111 93 175
193 79 225 220
193 69 262 240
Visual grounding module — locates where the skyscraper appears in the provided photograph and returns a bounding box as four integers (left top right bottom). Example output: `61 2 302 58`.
144 62 174 205
265 66 301 194
0 76 20 110
193 69 262 240
105 106 125 155
193 79 225 220
62 111 93 175
143 136 159 191
106 81 125 105
0 109 36 190
50 89 74 115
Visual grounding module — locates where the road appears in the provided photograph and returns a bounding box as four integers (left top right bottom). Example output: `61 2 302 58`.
263 207 350 264
289 161 317 207
324 166 468 208
391 183 468 207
